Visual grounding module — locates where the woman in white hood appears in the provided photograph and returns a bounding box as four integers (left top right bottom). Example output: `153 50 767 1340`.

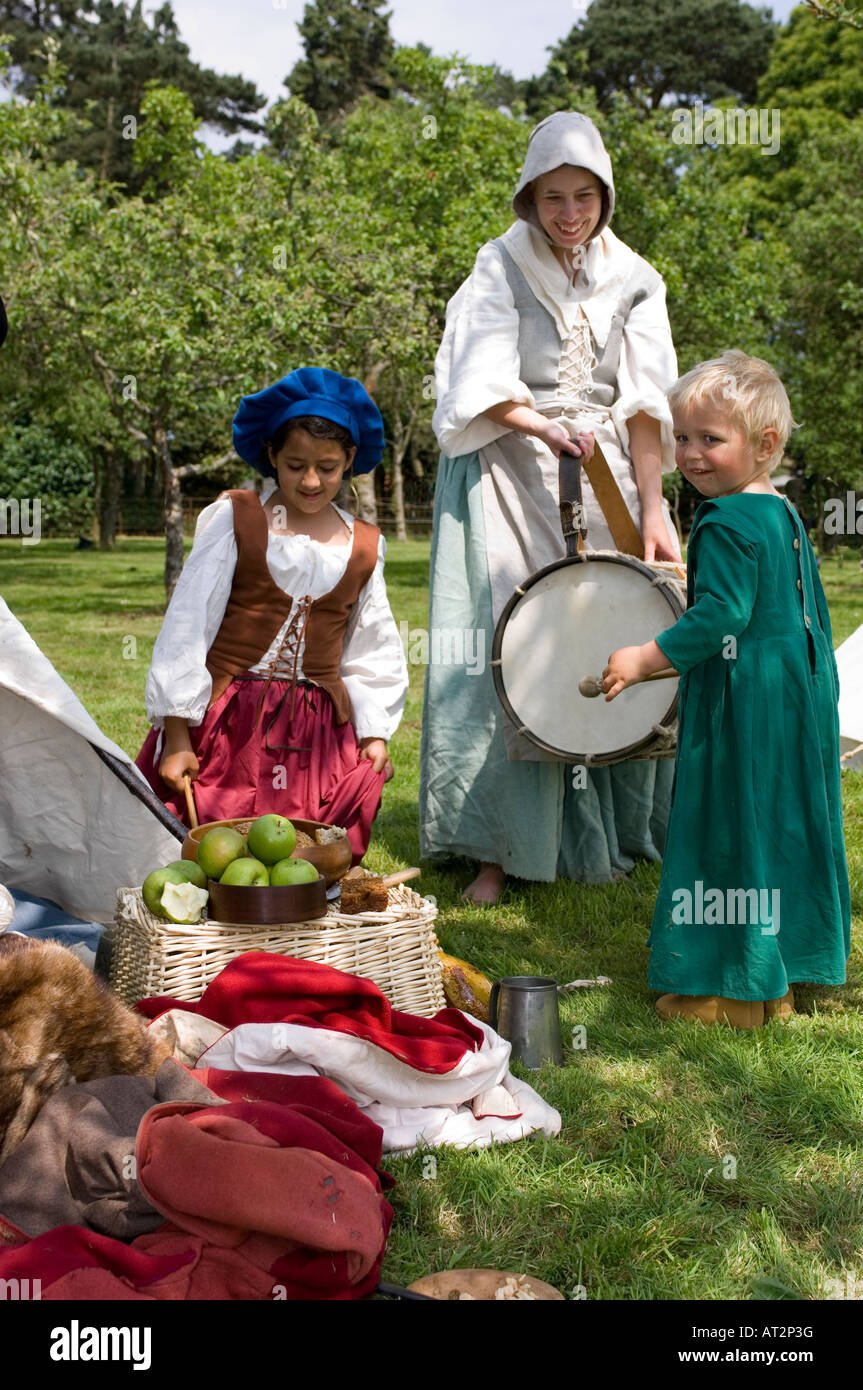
420 111 681 903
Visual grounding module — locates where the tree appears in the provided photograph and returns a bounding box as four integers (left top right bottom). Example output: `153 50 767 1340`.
0 0 265 186
0 35 139 547
758 3 863 116
314 49 529 531
285 0 395 125
664 8 863 509
1 54 296 584
804 0 863 26
524 0 776 115
774 117 863 501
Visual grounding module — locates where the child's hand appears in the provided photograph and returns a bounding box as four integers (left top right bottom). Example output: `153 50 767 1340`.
359 738 394 781
602 646 652 701
159 749 200 793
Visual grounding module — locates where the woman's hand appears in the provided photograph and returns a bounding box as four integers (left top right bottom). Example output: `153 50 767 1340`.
536 421 594 462
159 748 200 793
359 737 394 781
642 513 682 564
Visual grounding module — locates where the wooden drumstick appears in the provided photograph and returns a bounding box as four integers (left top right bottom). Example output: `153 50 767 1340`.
578 668 678 698
182 773 199 829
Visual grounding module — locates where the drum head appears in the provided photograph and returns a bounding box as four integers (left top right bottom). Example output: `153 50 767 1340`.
492 555 684 762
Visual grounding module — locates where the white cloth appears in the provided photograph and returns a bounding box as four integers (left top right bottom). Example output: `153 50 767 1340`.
432 222 677 471
190 1015 561 1155
511 111 616 241
0 598 180 923
144 486 408 742
837 621 863 756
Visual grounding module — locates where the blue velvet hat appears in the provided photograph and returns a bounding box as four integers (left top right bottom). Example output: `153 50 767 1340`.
232 367 385 477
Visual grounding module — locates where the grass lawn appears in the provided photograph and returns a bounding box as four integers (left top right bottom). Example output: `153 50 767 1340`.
2 536 862 1301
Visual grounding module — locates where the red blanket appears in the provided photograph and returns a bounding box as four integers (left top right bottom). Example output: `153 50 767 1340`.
0 1075 391 1300
136 952 484 1073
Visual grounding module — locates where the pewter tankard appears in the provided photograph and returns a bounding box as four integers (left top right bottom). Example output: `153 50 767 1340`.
489 976 563 1069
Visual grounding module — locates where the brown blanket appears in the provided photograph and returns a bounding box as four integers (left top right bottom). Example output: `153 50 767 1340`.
0 1060 222 1239
0 936 171 1163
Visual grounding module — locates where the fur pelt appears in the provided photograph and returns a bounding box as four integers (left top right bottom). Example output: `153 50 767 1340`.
0 935 170 1165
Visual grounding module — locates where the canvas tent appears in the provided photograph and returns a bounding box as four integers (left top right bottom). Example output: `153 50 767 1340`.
837 622 863 771
0 595 184 924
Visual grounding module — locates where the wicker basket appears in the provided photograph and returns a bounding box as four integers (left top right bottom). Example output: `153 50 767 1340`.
110 883 445 1018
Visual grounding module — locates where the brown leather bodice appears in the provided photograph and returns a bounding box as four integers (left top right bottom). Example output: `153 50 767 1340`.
204 490 380 725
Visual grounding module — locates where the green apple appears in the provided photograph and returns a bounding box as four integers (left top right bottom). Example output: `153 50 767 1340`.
270 856 320 886
220 856 269 886
246 814 297 866
197 826 246 881
160 880 210 924
142 864 196 919
164 859 207 890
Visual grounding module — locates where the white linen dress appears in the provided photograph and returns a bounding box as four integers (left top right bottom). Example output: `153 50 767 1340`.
419 220 679 882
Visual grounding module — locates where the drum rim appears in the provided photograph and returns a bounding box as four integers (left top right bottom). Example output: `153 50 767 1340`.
490 552 686 763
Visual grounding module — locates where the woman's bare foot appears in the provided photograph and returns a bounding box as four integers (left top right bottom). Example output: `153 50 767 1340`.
461 862 506 905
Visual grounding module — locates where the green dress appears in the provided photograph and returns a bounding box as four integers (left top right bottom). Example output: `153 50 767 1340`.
650 494 851 1000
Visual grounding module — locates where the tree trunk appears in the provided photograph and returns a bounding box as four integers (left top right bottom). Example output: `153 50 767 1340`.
353 472 378 525
99 52 119 184
388 411 414 542
410 437 424 478
155 424 184 599
814 476 828 553
98 447 121 549
356 360 387 525
391 455 407 541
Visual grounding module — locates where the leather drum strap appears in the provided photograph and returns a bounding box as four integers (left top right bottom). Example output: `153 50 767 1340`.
558 439 645 560
558 450 585 558
583 443 645 559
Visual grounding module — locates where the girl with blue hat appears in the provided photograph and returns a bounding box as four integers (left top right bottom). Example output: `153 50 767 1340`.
136 368 408 860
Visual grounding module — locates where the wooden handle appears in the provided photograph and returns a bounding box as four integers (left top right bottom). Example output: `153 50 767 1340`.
580 666 679 698
182 774 199 829
380 868 421 889
642 667 679 683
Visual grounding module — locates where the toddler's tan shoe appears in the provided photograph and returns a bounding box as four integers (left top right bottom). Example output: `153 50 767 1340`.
764 987 795 1020
655 994 765 1028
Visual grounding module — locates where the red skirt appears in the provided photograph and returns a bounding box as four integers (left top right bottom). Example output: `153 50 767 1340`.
136 678 386 863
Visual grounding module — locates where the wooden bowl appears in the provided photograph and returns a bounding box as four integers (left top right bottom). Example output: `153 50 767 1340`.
181 817 352 886
406 1269 564 1301
206 873 327 925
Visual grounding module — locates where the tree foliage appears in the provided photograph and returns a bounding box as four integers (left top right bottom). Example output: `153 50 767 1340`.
758 2 863 116
1 0 860 577
286 0 395 124
0 0 265 186
524 0 776 114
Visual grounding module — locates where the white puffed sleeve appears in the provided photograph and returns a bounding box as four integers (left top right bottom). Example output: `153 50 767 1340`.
340 534 408 742
611 274 678 474
144 497 237 729
432 242 536 458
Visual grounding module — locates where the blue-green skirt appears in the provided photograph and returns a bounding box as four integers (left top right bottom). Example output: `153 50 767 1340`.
418 453 673 882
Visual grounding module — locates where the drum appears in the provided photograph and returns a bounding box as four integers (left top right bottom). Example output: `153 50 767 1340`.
491 552 687 765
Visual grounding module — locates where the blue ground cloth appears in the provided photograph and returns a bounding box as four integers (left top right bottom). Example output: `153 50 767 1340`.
7 891 104 970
